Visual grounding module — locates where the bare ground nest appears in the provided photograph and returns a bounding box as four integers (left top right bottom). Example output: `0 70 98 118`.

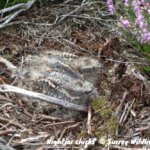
0 0 150 150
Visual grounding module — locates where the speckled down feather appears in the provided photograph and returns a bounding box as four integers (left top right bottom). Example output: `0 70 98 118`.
18 50 103 118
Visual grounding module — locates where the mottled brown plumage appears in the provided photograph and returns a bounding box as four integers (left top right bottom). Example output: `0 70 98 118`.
18 50 103 118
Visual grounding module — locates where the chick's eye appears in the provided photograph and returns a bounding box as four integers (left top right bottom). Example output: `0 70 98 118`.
76 91 83 95
82 66 92 72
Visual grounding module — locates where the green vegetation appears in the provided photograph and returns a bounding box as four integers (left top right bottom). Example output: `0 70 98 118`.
0 0 32 9
92 91 119 140
92 91 112 121
111 0 150 72
108 116 119 137
79 130 86 138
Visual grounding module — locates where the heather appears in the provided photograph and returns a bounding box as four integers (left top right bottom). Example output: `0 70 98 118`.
106 0 150 59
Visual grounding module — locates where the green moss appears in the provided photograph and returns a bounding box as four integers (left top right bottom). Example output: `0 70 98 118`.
93 90 120 140
108 116 119 137
94 130 101 136
94 116 119 141
100 108 112 121
92 93 107 111
92 90 112 120
96 125 108 135
80 130 86 138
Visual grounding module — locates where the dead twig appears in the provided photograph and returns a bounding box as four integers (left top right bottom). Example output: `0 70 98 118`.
0 0 36 29
20 134 50 143
0 84 88 112
106 58 141 64
0 103 19 115
59 1 103 23
123 98 135 123
119 103 128 124
21 107 34 119
59 122 79 140
115 92 128 117
45 121 74 127
63 39 95 55
0 57 17 70
87 103 92 135
39 114 62 122
0 116 26 130
130 109 136 117
17 99 34 119
135 126 150 132
0 128 16 136
62 14 118 23
0 95 11 102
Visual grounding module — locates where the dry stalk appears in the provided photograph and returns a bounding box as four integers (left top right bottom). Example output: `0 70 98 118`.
87 103 92 135
39 114 62 122
0 84 88 112
59 122 79 140
122 98 135 123
45 121 74 127
0 116 26 130
0 128 16 136
0 0 36 29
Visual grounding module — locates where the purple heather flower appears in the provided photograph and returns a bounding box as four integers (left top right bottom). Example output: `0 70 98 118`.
142 28 147 32
109 5 115 15
147 37 150 42
137 14 144 22
147 33 150 36
106 0 150 43
106 0 113 5
139 22 147 28
120 16 131 29
134 21 138 26
123 20 131 29
124 0 129 6
137 37 140 42
134 31 137 35
106 0 115 15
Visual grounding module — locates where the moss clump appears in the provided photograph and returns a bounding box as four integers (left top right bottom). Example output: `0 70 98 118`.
95 124 108 136
100 107 112 121
93 90 119 140
94 116 119 140
80 130 86 138
108 116 119 138
92 90 112 120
